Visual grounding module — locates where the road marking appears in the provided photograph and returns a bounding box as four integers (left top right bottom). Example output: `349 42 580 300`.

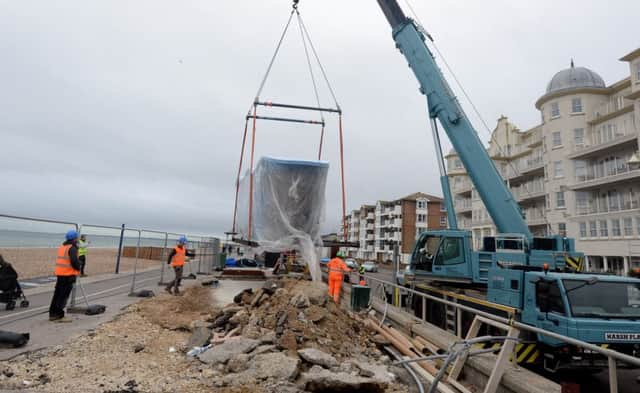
0 275 160 322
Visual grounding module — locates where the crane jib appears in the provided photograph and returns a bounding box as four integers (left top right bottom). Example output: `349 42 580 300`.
376 1 533 240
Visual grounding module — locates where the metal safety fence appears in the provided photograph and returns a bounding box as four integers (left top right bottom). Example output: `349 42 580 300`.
0 213 221 306
355 273 640 393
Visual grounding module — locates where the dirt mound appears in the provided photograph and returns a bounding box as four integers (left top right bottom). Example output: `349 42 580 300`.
137 286 217 330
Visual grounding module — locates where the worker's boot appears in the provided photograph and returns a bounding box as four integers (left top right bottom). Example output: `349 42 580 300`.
164 286 172 294
173 289 182 296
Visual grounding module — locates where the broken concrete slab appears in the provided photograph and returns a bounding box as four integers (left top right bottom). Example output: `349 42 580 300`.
298 348 338 369
302 365 386 393
186 327 211 350
223 352 301 386
289 292 311 308
250 344 276 357
197 338 260 365
350 360 395 384
304 305 328 323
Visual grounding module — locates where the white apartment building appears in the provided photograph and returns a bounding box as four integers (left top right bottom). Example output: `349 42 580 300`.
447 48 640 276
344 192 446 264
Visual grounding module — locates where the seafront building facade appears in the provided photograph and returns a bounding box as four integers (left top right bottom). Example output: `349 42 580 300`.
343 192 446 264
447 48 640 275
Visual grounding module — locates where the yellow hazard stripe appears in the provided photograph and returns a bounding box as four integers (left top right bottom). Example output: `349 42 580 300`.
517 344 536 363
527 350 540 363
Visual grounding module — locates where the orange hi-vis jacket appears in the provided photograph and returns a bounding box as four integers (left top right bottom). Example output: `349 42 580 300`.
171 246 186 267
327 257 350 279
55 244 79 276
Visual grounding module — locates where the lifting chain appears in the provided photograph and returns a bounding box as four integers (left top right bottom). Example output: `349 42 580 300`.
292 0 299 10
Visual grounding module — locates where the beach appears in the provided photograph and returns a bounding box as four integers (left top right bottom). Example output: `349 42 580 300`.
0 248 162 279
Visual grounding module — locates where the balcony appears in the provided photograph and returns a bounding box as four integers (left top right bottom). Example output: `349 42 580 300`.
575 198 640 217
367 223 374 230
512 183 546 202
366 234 374 240
570 167 640 191
568 133 637 160
454 200 473 213
367 213 374 220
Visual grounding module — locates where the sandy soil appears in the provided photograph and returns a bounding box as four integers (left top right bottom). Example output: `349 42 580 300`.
0 248 162 279
0 281 413 393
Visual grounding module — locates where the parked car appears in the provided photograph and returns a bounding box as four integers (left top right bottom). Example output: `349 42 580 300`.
345 258 357 269
362 261 378 273
236 258 258 268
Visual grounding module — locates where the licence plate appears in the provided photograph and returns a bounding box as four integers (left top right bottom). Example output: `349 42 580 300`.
605 332 640 341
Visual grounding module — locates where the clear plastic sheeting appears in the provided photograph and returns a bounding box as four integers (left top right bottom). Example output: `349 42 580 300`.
237 156 329 281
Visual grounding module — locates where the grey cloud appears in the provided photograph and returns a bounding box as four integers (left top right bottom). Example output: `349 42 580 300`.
1 0 639 236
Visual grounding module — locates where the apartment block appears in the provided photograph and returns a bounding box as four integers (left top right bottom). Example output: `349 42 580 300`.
343 192 446 264
447 48 640 276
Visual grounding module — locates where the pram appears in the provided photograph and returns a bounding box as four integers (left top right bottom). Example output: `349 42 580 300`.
0 256 30 310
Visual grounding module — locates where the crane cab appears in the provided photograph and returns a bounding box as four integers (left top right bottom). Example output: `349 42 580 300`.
407 229 474 284
403 230 583 286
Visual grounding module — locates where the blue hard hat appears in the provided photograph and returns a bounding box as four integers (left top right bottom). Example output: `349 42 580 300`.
178 236 187 244
65 230 79 241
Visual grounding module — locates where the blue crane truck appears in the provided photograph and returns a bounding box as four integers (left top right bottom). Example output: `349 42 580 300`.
375 0 640 372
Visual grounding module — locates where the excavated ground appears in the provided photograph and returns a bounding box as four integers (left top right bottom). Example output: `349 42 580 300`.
0 279 415 393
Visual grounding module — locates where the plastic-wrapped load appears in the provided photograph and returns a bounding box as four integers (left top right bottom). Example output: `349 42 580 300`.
237 156 329 281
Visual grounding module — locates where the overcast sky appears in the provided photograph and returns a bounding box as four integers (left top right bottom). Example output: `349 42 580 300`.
1 0 639 237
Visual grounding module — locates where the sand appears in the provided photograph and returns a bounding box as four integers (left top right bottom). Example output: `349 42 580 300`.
0 248 162 280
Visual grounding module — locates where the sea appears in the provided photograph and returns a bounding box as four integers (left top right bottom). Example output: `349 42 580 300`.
0 229 167 249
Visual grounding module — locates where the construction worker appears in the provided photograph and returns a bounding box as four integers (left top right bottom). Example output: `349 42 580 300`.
358 262 366 282
327 251 350 303
78 234 89 276
165 236 194 295
48 230 81 322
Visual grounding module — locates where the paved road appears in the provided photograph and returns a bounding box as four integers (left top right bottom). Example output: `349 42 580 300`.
0 268 169 360
359 268 640 392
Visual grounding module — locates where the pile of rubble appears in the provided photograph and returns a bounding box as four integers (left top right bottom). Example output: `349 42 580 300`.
0 279 412 393
193 278 409 392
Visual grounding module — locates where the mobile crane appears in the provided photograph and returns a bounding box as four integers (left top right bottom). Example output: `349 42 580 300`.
376 0 640 372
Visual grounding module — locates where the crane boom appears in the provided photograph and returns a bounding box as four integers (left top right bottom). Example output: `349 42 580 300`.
376 0 533 241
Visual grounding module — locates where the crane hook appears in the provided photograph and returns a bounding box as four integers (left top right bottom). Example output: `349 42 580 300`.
292 0 299 10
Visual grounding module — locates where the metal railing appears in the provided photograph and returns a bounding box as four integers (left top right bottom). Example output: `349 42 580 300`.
0 213 220 304
359 274 640 393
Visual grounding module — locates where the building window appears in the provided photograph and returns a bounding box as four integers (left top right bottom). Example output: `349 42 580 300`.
440 216 447 227
558 223 567 237
574 160 587 181
579 222 587 238
417 200 426 209
552 131 562 147
599 220 608 237
556 192 566 208
589 221 597 237
612 219 621 237
574 128 584 147
550 102 560 118
636 63 640 82
636 216 640 237
624 217 633 236
417 214 426 223
571 97 583 113
553 161 564 178
440 203 446 212
454 158 463 169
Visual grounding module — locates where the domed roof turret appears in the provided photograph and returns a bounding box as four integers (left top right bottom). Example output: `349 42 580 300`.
545 61 606 94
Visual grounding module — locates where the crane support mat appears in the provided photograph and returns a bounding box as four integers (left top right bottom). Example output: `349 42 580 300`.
237 156 329 247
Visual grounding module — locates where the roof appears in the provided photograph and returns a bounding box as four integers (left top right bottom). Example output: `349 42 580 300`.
398 192 443 202
620 48 640 62
545 64 606 95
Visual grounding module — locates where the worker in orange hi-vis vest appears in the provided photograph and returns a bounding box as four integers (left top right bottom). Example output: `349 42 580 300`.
327 251 351 303
165 236 195 296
